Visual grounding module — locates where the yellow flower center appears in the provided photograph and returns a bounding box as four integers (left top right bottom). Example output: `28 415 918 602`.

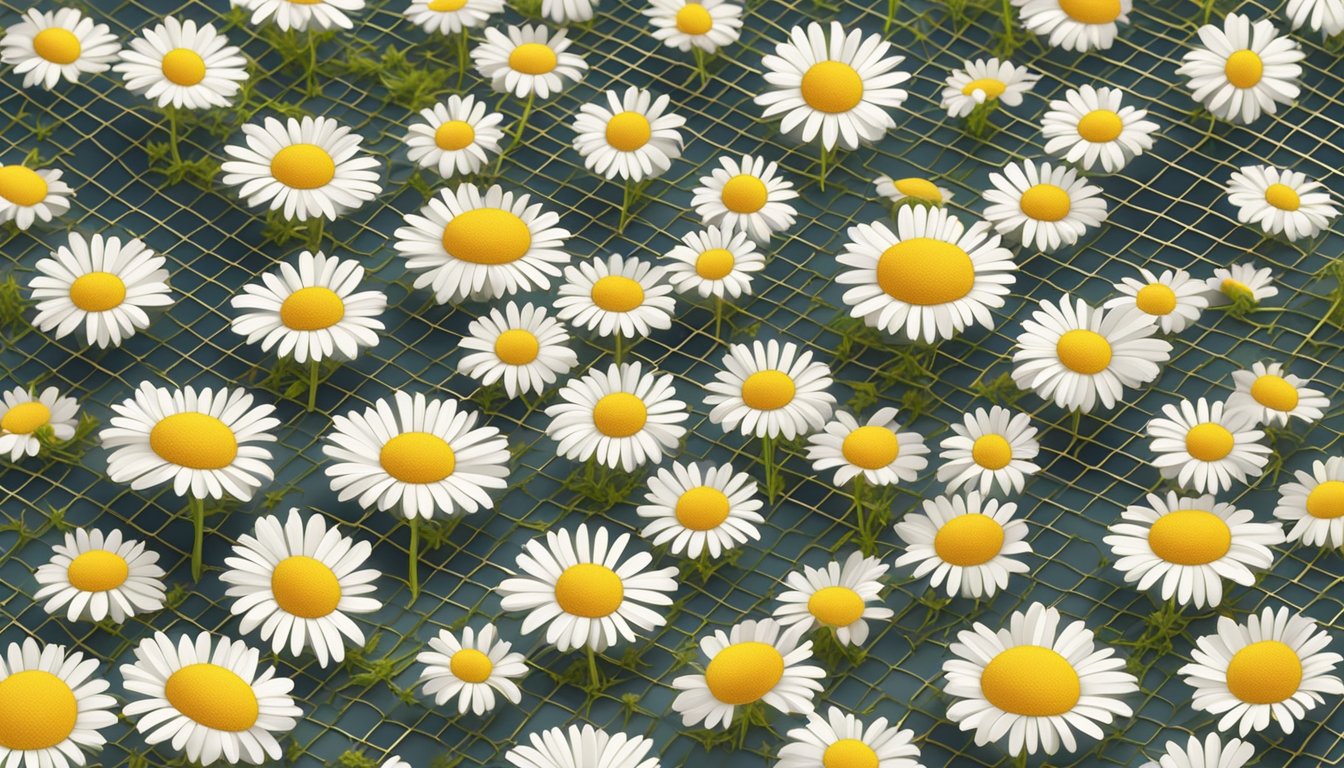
1307 481 1344 520
980 645 1081 716
0 670 77 750
429 0 468 10
1264 183 1301 212
933 513 1005 566
605 111 652 152
508 43 557 75
449 649 494 683
434 120 476 151
280 286 345 331
1250 374 1299 412
674 2 714 34
1 401 51 434
961 78 1005 99
592 392 647 438
1221 278 1253 301
800 61 864 114
442 208 532 265
270 143 336 190
875 238 975 306
1019 183 1072 222
494 328 540 365
822 739 879 768
271 555 342 618
807 585 865 627
1147 509 1231 565
740 370 795 411
161 47 206 86
971 434 1013 470
1058 0 1121 23
1077 109 1123 142
380 432 456 484
1226 640 1302 704
164 663 259 732
720 174 768 214
892 177 942 202
704 641 784 705
553 563 624 617
590 274 645 312
32 27 81 65
1055 329 1112 375
0 166 49 206
1185 422 1234 462
69 271 127 312
66 549 130 592
695 248 735 280
1134 283 1176 316
1224 49 1263 89
675 486 731 530
149 412 238 470
841 425 900 470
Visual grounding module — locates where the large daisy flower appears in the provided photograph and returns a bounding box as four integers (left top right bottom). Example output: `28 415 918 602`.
1040 84 1157 172
0 638 117 768
690 154 798 243
403 95 505 179
1224 164 1338 241
771 551 893 646
778 707 925 768
553 253 676 340
636 461 764 558
472 25 587 100
457 301 578 398
644 0 742 54
505 725 659 768
235 0 363 31
543 362 688 471
982 159 1107 253
940 58 1039 119
0 385 80 461
1146 397 1271 495
1010 0 1131 51
404 0 505 34
572 86 686 182
416 623 528 716
1103 266 1208 334
1286 0 1344 36
1177 13 1303 124
1139 733 1254 768
0 8 119 90
1276 457 1344 548
114 16 248 110
0 163 72 230
936 406 1041 495
893 492 1031 599
705 339 835 440
33 526 166 624
805 407 928 487
1225 361 1329 426
661 225 765 300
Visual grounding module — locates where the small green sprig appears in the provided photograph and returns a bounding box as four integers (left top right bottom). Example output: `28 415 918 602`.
562 460 646 514
678 547 742 584
810 625 868 668
336 750 380 768
35 412 98 463
0 275 31 339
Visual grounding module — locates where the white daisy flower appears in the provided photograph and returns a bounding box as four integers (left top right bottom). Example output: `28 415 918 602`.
943 602 1138 755
394 182 571 304
0 385 79 461
936 406 1041 496
1276 457 1344 548
114 17 247 110
506 724 659 768
755 21 910 151
572 86 685 182
1226 361 1329 426
691 154 799 243
1178 13 1303 124
416 623 527 715
0 8 119 90
0 638 117 768
1147 398 1271 495
1011 0 1131 52
554 253 676 341
805 407 927 487
120 631 302 765
1104 491 1283 609
543 362 688 471
497 524 679 652
1206 263 1278 306
671 618 825 729
940 58 1039 119
836 205 1016 343
644 0 742 54
456 301 578 398
235 0 363 31
403 96 505 179
221 508 381 668
1040 85 1157 172
1139 733 1255 768
1180 606 1344 736
1103 267 1208 334
636 461 764 558
778 707 925 768
542 0 598 24
33 527 166 624
221 115 382 222
772 551 893 646
982 159 1107 253
1012 295 1170 413
472 25 587 100
874 175 953 207
705 339 835 440
1225 164 1338 241
229 249 386 365
1286 0 1344 36
661 225 764 300
381 758 410 768
404 0 505 35
0 163 72 230
893 492 1031 599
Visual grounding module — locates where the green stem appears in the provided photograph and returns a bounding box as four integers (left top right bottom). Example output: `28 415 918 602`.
497 92 535 173
713 299 724 339
885 0 899 33
189 496 204 581
1013 752 1027 768
408 516 420 601
818 145 829 192
306 218 324 251
619 179 635 232
455 29 471 90
852 474 866 541
613 333 624 365
166 108 181 165
691 47 710 88
763 436 778 504
587 646 600 691
307 32 320 97
306 358 319 412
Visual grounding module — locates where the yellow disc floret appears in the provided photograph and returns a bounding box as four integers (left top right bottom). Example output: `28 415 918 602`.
1055 329 1112 375
164 663 260 732
66 549 130 592
32 28 80 65
980 645 1080 716
971 434 1013 470
740 370 795 411
161 48 206 86
1077 109 1123 143
0 670 77 750
674 3 713 34
280 286 345 331
876 238 975 306
704 641 784 705
675 486 731 530
1019 184 1072 222
605 111 652 152
933 514 1005 566
149 412 238 470
442 208 533 265
508 43 557 75
270 144 336 190
1307 481 1344 520
590 275 645 313
720 175 768 214
1147 510 1231 565
841 425 900 470
1224 50 1264 89
494 329 540 365
0 166 48 207
553 563 624 617
800 61 864 114
434 120 476 151
1 401 51 434
1250 374 1299 412
271 555 342 618
1226 640 1302 704
380 432 456 484
1185 422 1234 462
449 649 494 683
806 585 865 627
592 393 648 438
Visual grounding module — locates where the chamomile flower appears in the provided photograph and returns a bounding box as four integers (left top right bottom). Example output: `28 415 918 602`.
1147 398 1271 495
836 205 1017 343
544 362 688 471
691 154 799 243
1181 606 1344 736
893 492 1031 599
572 87 685 182
1103 267 1208 334
1226 361 1329 426
0 8 118 90
554 253 676 340
120 631 302 765
0 163 71 230
404 0 505 34
403 96 505 179
943 602 1138 755
936 406 1041 496
0 638 116 768
772 551 893 646
1286 0 1344 36
1012 296 1171 413
705 339 835 440
1206 263 1278 306
33 527 166 624
1276 457 1344 548
806 408 927 487
1040 85 1158 172
661 225 764 300
636 461 764 558
506 725 659 768
229 250 387 365
644 0 742 53
672 619 825 729
221 509 380 668
114 17 248 110
456 301 578 398
0 385 79 461
394 183 571 304
473 25 587 100
941 58 1039 119
778 707 925 768
1140 733 1255 768
754 21 910 151
1225 164 1338 241
497 524 679 652
1178 14 1303 124
416 624 527 715
1011 0 1131 52
983 160 1108 253
235 0 363 31
1105 492 1283 609
874 175 953 207
381 758 409 768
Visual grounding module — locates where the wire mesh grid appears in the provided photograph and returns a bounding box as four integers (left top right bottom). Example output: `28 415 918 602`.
0 0 1342 765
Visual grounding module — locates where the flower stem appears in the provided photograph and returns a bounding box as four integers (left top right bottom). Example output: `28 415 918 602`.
762 436 778 503
166 107 182 165
713 299 724 339
613 333 624 365
188 496 205 581
497 92 535 173
408 516 420 602
455 29 471 90
691 47 710 88
307 358 320 412
306 218 324 251
819 145 829 191
885 0 900 33
852 474 867 545
587 646 600 691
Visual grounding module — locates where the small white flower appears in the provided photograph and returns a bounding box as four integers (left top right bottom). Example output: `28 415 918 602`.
772 551 893 646
636 461 763 558
0 163 72 230
554 253 675 340
1178 13 1303 124
936 406 1041 495
704 339 835 440
1146 397 1271 495
1010 0 1131 51
805 407 928 487
874 175 952 206
690 154 798 243
1275 457 1344 548
0 8 119 90
893 492 1031 599
234 0 364 31
416 623 527 715
33 527 166 623
572 86 686 182
457 301 578 398
0 638 117 768
506 725 660 768
404 0 505 34
29 232 172 348
0 385 80 461
1285 0 1344 36
777 707 925 768
644 0 741 53
403 95 505 178
661 225 764 300
544 362 688 471
982 159 1108 253
1040 84 1157 172
941 58 1039 119
472 24 587 100
1206 263 1278 306
115 17 247 109
1225 361 1329 426
1102 267 1208 334
1225 164 1338 241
